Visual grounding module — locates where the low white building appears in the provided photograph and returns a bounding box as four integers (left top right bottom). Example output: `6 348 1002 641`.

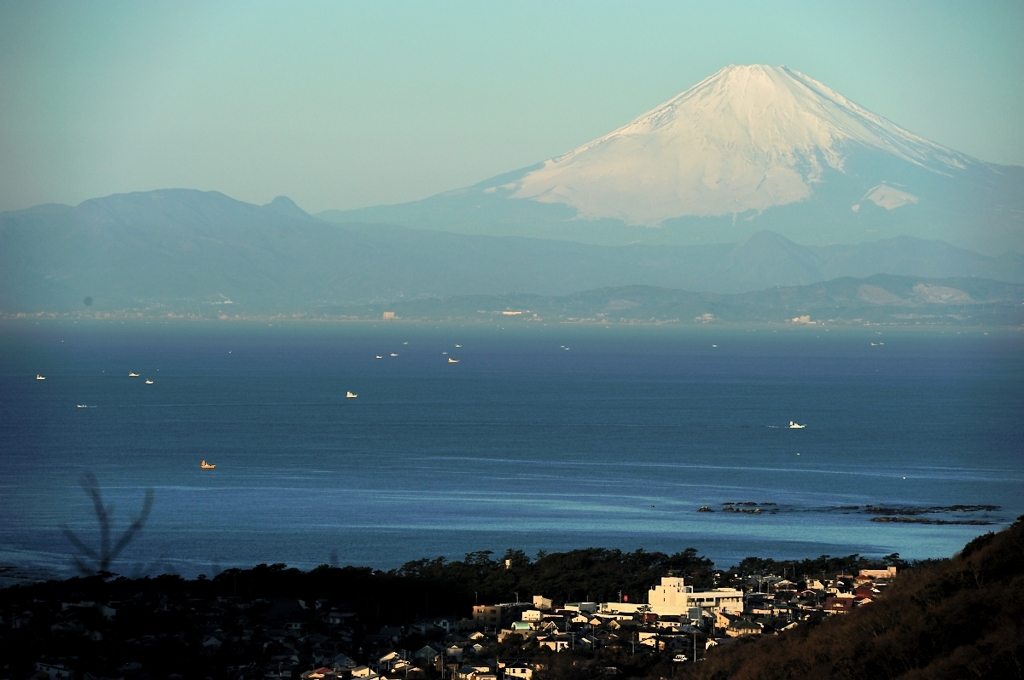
562 602 598 613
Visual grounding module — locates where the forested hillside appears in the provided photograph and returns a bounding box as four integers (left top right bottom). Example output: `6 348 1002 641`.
683 516 1024 680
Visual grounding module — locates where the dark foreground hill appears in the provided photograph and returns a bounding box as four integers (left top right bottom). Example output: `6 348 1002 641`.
0 521 1021 679
682 516 1024 680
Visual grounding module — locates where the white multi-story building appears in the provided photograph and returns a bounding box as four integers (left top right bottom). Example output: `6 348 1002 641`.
646 576 742 617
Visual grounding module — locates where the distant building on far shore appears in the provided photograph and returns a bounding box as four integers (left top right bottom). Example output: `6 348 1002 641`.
382 311 395 320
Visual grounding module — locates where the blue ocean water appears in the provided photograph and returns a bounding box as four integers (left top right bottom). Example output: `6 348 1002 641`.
1 320 1021 579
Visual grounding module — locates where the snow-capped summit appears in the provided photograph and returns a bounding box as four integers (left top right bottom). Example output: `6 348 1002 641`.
512 64 975 224
322 64 1023 255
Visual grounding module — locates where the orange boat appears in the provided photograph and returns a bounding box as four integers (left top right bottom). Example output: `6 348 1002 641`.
200 460 216 469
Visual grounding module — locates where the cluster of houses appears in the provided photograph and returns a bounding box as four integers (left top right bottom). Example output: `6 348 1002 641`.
4 567 895 680
295 568 895 680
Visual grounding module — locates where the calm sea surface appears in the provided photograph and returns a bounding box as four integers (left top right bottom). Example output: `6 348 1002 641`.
1 320 1021 579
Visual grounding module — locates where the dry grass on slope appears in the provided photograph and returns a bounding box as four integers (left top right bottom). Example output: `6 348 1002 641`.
687 517 1024 680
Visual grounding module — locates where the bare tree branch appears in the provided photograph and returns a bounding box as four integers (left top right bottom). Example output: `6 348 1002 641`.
63 473 154 575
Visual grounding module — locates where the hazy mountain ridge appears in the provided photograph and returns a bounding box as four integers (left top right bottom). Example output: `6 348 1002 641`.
320 66 1024 255
341 275 1024 327
2 189 1022 317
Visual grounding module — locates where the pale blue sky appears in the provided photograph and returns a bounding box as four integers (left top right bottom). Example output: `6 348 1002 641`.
1 0 1022 213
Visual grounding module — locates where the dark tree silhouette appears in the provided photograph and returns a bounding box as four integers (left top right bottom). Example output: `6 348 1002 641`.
61 472 154 575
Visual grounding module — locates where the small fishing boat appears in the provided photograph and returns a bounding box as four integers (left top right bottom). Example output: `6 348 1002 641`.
346 391 357 398
448 357 459 364
375 355 383 359
129 372 139 377
789 421 806 429
77 404 88 408
36 374 45 380
200 460 216 469
145 379 154 384
390 353 398 357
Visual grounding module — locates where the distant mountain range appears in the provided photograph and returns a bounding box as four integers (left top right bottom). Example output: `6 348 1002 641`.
4 65 1022 321
337 275 1024 327
2 189 1023 320
320 65 1024 256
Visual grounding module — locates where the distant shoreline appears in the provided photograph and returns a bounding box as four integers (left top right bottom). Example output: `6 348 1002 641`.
2 314 1021 330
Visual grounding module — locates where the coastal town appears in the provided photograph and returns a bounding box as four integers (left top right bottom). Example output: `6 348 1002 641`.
1 561 898 680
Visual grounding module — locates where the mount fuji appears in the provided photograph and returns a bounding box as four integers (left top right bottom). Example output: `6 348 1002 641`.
322 65 1024 256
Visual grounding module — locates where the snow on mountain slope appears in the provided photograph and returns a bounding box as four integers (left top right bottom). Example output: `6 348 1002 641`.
512 64 977 224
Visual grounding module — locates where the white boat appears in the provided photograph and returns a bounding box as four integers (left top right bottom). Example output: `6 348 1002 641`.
129 372 139 377
36 374 45 380
346 391 357 398
390 353 398 357
145 379 154 384
789 421 806 429
448 357 459 364
77 404 87 408
455 344 461 348
375 355 383 359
